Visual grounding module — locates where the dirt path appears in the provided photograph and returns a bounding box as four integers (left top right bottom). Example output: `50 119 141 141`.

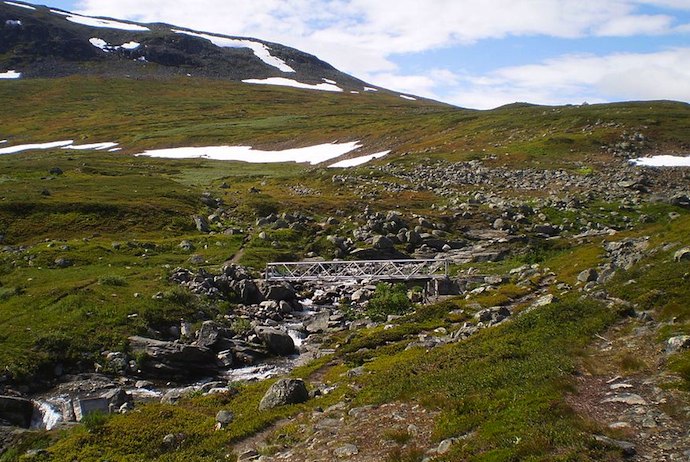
567 317 690 461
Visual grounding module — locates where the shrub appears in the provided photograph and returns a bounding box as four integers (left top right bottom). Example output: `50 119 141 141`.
366 283 413 322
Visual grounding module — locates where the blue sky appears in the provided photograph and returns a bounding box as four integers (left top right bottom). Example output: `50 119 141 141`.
19 0 690 109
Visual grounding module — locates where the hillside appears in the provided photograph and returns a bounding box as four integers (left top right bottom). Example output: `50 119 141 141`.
1 2 690 462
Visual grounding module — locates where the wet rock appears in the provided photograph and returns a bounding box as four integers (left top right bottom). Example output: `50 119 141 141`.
0 396 33 428
258 378 309 410
128 336 220 378
255 327 295 356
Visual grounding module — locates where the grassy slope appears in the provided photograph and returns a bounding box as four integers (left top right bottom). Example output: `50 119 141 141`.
0 77 689 460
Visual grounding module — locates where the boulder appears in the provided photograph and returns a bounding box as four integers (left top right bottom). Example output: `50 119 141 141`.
193 215 210 233
577 268 599 283
195 321 232 352
372 235 394 250
262 283 296 302
128 336 220 378
255 327 295 356
0 396 34 428
258 378 309 410
674 248 690 262
665 335 690 354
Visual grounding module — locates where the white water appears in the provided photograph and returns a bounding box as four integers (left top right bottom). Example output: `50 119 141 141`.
31 399 65 430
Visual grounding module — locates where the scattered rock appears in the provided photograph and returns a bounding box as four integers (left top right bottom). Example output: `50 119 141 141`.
334 444 359 457
665 335 690 354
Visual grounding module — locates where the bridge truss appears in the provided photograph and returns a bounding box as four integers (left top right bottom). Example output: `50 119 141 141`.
265 259 449 283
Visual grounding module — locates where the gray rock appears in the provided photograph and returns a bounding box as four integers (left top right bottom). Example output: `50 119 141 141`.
334 444 359 457
0 396 34 428
372 235 394 249
674 247 690 262
602 393 647 406
577 268 599 283
665 335 690 354
263 283 296 301
258 378 309 410
593 435 636 457
128 336 220 378
193 215 210 233
215 410 234 427
255 327 295 356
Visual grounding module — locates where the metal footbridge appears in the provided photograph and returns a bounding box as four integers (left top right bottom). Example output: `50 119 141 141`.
265 259 449 283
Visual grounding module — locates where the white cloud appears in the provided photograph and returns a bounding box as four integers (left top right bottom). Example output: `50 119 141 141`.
69 0 690 108
446 48 690 109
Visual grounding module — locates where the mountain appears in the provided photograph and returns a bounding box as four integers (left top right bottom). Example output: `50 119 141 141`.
0 0 371 91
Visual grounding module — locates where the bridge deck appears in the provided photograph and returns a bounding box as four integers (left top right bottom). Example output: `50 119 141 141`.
265 259 449 283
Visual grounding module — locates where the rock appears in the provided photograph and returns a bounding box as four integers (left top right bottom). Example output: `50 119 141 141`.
674 247 690 262
334 444 359 457
195 321 232 351
577 268 598 283
262 283 296 301
602 393 647 406
54 257 72 268
238 449 260 461
193 215 210 233
665 335 690 354
531 294 556 308
178 240 194 251
0 396 34 428
128 336 220 378
474 306 510 323
233 279 264 305
258 378 309 410
437 438 457 455
593 435 636 457
372 235 394 250
49 167 63 175
255 327 295 356
215 410 234 429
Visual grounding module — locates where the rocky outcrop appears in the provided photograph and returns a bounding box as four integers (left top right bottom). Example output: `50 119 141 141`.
128 336 220 378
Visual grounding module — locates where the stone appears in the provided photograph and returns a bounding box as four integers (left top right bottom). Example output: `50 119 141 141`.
54 257 72 268
73 397 109 421
49 167 63 175
602 393 647 406
665 335 690 354
372 235 394 249
262 283 296 301
215 410 234 428
258 378 309 410
195 321 231 351
128 336 220 378
255 327 295 356
0 396 34 428
593 435 636 457
334 444 359 457
178 240 194 251
577 268 598 283
437 438 457 454
193 215 210 233
674 247 690 262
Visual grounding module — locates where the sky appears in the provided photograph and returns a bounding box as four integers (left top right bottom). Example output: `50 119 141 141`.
25 0 690 109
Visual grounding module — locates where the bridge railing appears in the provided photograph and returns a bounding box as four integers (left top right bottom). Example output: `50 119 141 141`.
265 259 449 282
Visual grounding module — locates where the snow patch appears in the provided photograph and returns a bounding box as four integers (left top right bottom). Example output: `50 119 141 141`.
62 142 119 151
350 91 360 94
4 1 35 10
364 86 378 92
0 140 7 144
0 140 120 155
630 155 690 167
90 38 140 52
5 19 22 26
50 9 69 15
173 30 294 73
0 70 21 79
322 78 337 84
400 95 417 101
328 150 390 168
137 141 362 165
0 140 73 155
243 77 342 93
64 14 149 31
